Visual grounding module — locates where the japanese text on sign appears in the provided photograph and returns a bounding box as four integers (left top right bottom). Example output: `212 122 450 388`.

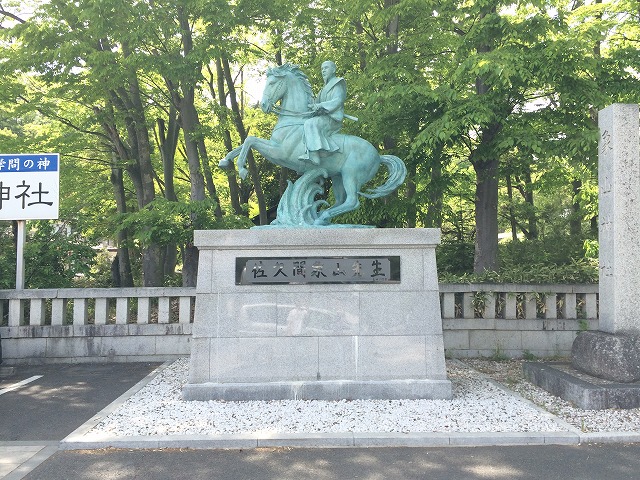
236 257 400 285
0 154 60 220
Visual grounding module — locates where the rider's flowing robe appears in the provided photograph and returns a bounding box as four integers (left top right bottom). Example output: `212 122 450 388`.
303 76 346 153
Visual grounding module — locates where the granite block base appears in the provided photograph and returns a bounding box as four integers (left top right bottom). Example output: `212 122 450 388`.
184 228 451 401
523 362 640 410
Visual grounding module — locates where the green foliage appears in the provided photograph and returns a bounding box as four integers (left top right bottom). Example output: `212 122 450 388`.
437 241 475 277
439 234 599 284
0 225 16 289
2 0 639 286
0 221 98 289
116 198 253 248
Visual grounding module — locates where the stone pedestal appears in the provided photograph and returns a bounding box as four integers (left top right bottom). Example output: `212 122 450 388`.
183 228 452 401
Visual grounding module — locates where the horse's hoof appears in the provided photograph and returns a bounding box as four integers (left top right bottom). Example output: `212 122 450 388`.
239 168 249 180
219 159 231 169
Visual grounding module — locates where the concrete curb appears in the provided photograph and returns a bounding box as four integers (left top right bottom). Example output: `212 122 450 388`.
2 445 58 480
580 432 640 444
59 431 583 450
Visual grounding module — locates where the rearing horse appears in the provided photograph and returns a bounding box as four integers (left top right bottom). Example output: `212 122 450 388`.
219 63 407 226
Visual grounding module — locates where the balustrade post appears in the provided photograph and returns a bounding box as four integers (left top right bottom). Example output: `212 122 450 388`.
545 294 558 319
565 293 578 319
505 293 518 319
51 298 67 325
30 298 46 325
441 293 455 319
484 292 496 319
137 297 151 324
73 298 88 325
585 293 598 320
178 297 191 324
8 299 23 327
115 297 128 324
158 297 171 323
463 292 475 319
95 298 108 325
525 293 538 319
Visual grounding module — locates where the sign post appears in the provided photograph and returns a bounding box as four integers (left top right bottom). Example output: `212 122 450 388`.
0 153 60 289
15 221 26 290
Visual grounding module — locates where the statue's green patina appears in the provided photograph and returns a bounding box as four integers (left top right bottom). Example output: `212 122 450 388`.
219 62 406 227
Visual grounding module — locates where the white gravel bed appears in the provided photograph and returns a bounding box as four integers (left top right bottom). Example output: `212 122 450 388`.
91 358 568 437
466 359 640 434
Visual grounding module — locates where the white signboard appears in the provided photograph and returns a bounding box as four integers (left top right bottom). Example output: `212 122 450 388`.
0 153 60 220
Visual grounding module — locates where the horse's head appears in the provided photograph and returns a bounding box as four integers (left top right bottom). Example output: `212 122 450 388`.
261 63 313 115
260 67 287 114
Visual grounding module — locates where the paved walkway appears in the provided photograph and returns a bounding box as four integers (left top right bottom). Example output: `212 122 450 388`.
0 363 160 479
3 362 640 479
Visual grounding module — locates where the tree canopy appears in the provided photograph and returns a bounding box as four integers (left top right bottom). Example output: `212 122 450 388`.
1 0 638 287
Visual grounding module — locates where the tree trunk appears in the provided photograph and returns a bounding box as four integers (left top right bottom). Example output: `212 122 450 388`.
425 145 445 229
472 21 500 273
157 110 179 202
522 170 538 239
175 10 222 286
97 103 135 287
208 62 243 214
128 76 164 286
109 164 134 287
156 112 179 278
405 167 417 228
506 173 518 242
182 245 199 287
570 179 582 236
221 57 268 224
473 157 499 272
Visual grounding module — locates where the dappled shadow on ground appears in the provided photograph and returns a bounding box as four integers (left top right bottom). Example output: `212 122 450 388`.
24 444 640 480
0 363 158 441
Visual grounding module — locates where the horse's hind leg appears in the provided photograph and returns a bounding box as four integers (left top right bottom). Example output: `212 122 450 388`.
331 175 346 206
316 173 360 225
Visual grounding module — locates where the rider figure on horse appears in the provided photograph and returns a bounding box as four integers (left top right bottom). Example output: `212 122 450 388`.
300 61 346 165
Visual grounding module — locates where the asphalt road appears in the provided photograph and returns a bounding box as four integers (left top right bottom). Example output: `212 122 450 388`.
0 363 159 441
22 443 640 480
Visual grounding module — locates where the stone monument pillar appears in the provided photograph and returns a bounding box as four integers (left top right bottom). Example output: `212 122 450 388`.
572 103 640 382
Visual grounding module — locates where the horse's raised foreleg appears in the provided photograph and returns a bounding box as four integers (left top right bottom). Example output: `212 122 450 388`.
236 136 286 180
218 145 244 170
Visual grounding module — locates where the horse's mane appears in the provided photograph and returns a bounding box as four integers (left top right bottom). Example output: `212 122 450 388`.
267 63 313 103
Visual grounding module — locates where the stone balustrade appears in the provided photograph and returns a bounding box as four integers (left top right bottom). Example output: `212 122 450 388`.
0 287 195 326
0 284 598 363
439 284 599 358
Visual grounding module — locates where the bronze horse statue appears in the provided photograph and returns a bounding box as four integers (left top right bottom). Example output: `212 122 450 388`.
219 63 406 226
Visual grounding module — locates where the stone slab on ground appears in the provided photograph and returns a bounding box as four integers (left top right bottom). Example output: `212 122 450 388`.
523 362 640 410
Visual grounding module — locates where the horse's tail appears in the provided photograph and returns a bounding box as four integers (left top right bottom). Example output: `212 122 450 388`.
358 154 407 199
